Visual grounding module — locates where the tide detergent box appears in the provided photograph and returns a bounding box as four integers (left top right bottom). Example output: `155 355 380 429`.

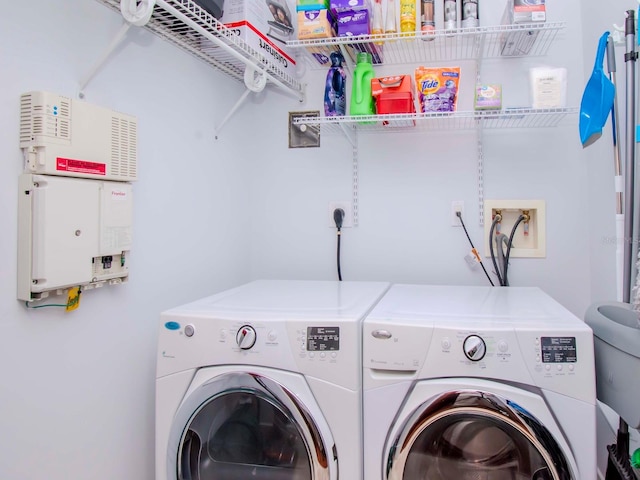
200 0 298 73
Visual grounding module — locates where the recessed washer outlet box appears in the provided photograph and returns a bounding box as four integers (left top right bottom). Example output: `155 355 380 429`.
483 199 546 258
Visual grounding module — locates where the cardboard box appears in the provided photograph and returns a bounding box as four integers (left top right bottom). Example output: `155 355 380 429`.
500 0 546 56
330 0 371 35
507 0 546 24
297 9 336 39
203 0 298 72
474 84 502 110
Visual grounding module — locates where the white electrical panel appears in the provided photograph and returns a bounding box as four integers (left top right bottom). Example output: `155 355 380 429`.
17 174 133 302
20 91 138 182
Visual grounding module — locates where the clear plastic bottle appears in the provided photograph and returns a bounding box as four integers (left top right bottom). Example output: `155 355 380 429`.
324 52 346 117
461 0 478 28
444 0 457 31
421 0 435 40
372 0 384 44
385 0 398 35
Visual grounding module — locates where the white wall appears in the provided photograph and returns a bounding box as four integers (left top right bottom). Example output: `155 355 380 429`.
0 0 632 479
248 0 594 317
0 1 252 479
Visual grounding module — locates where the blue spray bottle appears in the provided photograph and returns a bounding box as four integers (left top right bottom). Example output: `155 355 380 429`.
324 52 346 117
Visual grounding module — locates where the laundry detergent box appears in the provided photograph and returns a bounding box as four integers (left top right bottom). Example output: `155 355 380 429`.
415 66 461 113
203 0 298 72
330 0 371 35
474 84 502 110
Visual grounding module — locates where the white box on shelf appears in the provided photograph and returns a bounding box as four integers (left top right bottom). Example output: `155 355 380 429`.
200 0 299 72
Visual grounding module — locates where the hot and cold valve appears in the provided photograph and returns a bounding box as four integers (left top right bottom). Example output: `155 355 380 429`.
236 325 257 350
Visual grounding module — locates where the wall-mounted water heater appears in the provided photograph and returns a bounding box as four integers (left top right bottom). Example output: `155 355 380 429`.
17 92 137 302
20 91 138 181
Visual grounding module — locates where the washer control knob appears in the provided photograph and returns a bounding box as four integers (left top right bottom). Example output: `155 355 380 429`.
184 324 195 337
236 325 257 350
463 335 486 362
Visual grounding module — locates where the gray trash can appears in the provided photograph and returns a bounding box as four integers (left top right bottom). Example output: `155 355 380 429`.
584 301 640 429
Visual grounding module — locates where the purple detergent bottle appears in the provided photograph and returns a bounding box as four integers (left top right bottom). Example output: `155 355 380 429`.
324 52 346 117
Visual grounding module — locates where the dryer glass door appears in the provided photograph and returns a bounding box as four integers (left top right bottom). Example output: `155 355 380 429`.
169 372 331 480
386 390 572 480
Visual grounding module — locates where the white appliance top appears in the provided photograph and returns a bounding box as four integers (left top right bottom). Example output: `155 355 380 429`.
365 284 588 330
163 279 391 322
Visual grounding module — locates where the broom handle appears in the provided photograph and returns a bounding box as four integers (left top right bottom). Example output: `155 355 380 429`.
624 9 636 304
608 36 625 301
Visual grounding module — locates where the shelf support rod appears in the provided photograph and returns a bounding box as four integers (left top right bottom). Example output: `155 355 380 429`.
338 123 357 148
79 0 155 95
156 0 304 101
352 129 359 226
215 64 267 136
215 89 252 137
79 22 132 95
477 122 485 228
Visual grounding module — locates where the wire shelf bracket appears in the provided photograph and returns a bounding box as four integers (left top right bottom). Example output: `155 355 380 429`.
89 0 305 132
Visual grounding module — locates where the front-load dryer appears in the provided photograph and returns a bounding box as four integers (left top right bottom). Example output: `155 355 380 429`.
156 279 389 480
363 284 597 480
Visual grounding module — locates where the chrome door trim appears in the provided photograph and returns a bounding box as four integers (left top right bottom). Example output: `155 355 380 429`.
386 389 573 480
167 371 332 480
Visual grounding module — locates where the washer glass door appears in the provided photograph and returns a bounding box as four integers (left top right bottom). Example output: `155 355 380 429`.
170 372 331 480
386 390 572 480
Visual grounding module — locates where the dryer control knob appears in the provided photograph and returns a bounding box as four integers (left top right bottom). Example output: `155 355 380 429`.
463 335 486 362
236 325 257 350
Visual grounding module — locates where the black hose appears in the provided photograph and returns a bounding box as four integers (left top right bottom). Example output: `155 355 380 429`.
503 215 526 286
489 215 504 286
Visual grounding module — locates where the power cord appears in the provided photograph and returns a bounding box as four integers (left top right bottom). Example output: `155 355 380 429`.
333 208 344 281
456 211 494 286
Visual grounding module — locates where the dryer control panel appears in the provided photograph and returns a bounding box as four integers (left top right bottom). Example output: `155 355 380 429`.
157 317 360 391
364 323 595 403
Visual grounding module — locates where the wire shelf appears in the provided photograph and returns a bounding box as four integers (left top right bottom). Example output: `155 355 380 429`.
288 22 566 67
96 0 303 96
293 107 578 134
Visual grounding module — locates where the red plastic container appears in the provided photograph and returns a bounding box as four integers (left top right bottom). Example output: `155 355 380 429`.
371 75 416 126
376 92 414 114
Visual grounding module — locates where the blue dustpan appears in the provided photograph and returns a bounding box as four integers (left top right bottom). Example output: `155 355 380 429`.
580 32 615 148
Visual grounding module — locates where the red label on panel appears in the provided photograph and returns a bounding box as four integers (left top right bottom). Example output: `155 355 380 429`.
56 157 106 176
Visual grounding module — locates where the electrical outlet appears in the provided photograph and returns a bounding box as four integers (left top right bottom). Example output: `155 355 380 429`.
328 201 353 228
451 201 464 227
483 200 546 258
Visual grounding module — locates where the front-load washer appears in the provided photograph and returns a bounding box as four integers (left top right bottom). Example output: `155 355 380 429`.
156 279 389 480
363 284 597 480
